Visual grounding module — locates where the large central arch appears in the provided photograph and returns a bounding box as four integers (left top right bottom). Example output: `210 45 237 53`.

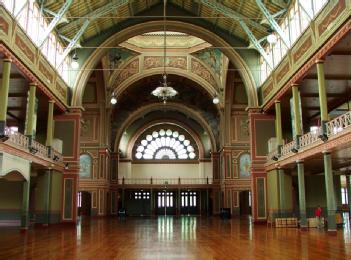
114 102 217 153
72 21 258 107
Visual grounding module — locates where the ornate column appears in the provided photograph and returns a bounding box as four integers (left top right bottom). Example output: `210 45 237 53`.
316 60 329 139
46 100 55 157
323 152 337 232
275 101 283 154
21 179 31 229
297 161 307 229
278 168 286 216
25 83 37 146
0 58 12 137
291 84 302 149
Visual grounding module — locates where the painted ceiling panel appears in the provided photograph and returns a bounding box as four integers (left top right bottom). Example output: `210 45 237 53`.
43 0 289 46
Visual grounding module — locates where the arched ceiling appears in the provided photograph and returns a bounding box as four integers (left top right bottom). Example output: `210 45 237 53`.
43 0 289 44
112 73 219 156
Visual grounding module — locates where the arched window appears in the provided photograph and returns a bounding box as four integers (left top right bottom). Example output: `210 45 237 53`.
134 128 197 160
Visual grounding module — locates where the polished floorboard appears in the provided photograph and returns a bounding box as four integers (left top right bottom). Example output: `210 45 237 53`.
0 216 350 260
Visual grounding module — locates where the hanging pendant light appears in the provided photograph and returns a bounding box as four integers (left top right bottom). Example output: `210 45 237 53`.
151 0 177 103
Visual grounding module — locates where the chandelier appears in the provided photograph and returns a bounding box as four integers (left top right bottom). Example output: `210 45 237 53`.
151 0 177 103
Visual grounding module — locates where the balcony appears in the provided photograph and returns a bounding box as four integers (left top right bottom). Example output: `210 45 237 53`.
1 128 63 166
118 178 213 187
266 111 351 169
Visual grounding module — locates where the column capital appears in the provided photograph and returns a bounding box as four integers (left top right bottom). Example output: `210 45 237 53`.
291 83 300 88
3 58 12 63
29 82 38 87
274 100 281 104
315 59 325 64
48 100 55 104
296 160 304 164
322 150 330 154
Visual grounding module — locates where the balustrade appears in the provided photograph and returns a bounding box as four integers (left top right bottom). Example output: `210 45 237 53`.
118 178 213 185
280 141 295 157
3 128 63 163
299 130 320 149
5 131 29 150
326 111 351 137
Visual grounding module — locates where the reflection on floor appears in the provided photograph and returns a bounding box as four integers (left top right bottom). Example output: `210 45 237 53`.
0 216 350 259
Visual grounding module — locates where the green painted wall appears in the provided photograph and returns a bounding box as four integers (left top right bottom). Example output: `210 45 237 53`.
54 121 74 156
51 171 63 212
0 180 23 220
34 171 63 224
255 120 275 156
284 173 293 211
267 170 293 215
301 175 342 218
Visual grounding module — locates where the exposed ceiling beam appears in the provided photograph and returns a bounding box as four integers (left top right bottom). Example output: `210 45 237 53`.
200 0 266 33
304 74 351 80
7 106 26 111
38 0 73 47
86 0 101 36
301 93 347 98
308 89 351 120
59 0 129 35
255 0 289 47
8 93 27 98
7 112 21 121
0 73 25 79
57 20 90 67
329 50 351 56
128 1 134 16
200 0 272 68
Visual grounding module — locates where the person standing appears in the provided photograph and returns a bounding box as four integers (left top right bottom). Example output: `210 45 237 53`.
315 205 322 228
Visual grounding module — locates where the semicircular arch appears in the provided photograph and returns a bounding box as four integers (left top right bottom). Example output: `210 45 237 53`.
114 102 217 153
110 57 221 100
126 120 205 160
72 21 258 107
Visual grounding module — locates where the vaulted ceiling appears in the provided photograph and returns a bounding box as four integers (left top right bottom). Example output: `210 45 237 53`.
43 0 290 45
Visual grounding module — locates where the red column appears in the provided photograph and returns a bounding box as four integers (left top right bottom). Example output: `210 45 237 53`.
248 108 275 223
55 108 82 223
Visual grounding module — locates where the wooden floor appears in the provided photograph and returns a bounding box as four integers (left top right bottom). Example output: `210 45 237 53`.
0 216 350 259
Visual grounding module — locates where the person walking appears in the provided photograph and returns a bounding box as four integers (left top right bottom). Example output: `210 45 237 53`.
315 205 322 228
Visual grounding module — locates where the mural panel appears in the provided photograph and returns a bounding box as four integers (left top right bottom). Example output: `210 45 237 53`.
239 153 251 178
79 154 92 178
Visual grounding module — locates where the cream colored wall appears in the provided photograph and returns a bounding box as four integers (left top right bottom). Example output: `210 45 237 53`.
119 162 132 179
118 162 213 179
132 164 199 179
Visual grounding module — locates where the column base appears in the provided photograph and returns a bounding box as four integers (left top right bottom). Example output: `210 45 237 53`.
327 229 337 235
300 226 308 231
20 227 29 233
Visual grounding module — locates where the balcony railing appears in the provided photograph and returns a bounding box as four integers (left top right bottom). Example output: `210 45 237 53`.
299 130 321 149
118 178 213 185
3 129 63 163
5 130 29 150
31 141 49 158
280 141 295 157
326 111 351 137
266 111 351 165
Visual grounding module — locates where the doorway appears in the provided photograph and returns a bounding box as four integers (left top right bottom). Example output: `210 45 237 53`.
180 191 199 215
78 191 91 216
157 190 176 215
239 190 251 216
